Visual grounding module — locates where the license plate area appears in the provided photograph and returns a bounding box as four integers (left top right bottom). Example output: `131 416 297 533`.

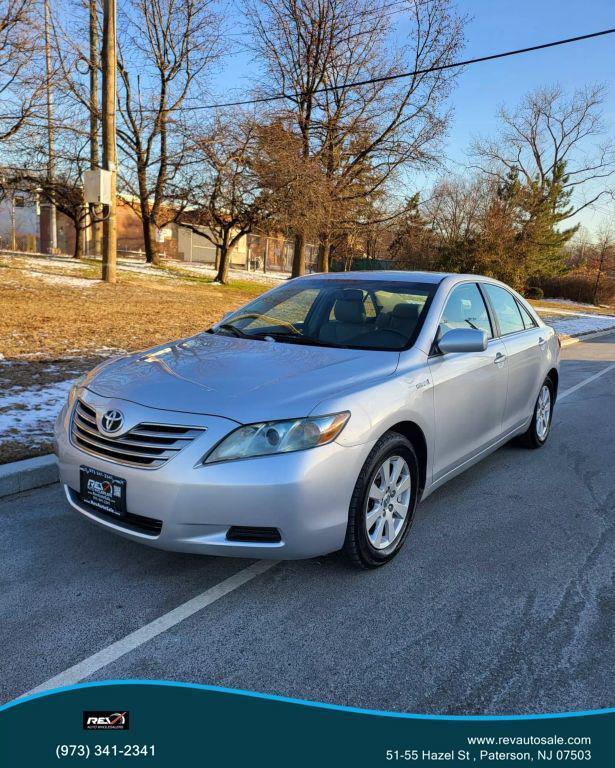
79 466 127 517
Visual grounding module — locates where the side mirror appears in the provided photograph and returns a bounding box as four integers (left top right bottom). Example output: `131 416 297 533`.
438 328 488 354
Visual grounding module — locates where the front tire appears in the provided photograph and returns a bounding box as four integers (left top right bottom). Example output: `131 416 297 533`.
343 432 419 569
519 377 554 449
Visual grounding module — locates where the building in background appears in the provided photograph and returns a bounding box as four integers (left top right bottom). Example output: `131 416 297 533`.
0 188 319 275
0 191 40 252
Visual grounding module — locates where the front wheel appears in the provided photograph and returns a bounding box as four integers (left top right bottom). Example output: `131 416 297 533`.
343 432 419 569
519 378 554 449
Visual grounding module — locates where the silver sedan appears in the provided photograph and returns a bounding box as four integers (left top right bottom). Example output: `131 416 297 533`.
55 272 560 568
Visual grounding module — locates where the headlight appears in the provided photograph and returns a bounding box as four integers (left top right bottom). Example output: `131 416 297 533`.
204 412 350 464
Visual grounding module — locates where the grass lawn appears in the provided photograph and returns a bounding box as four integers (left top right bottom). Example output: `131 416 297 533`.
0 252 272 463
0 253 269 359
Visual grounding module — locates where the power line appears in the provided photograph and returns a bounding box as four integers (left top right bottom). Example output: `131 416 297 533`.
4 25 614 123
179 0 415 108
183 26 615 112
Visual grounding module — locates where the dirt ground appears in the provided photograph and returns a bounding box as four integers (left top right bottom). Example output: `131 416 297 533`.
0 253 271 463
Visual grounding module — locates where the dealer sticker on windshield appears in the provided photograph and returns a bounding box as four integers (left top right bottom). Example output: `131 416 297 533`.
79 466 127 517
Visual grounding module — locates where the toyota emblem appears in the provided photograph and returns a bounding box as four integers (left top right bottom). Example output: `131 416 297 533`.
101 409 124 434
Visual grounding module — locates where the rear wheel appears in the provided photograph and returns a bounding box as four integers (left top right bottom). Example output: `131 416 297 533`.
343 432 419 568
519 377 554 449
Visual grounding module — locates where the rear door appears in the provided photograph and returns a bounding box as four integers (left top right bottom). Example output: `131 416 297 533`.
428 282 508 481
482 283 543 433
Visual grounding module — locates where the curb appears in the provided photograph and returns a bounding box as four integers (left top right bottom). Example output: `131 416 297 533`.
0 454 59 499
1 327 614 501
559 326 615 347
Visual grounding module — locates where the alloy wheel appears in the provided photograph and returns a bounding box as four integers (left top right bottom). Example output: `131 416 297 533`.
365 455 411 550
536 384 551 441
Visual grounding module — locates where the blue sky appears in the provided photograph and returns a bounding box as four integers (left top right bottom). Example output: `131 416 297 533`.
213 0 615 234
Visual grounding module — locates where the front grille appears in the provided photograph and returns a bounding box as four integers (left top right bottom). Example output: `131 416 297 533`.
71 399 205 469
226 526 282 543
74 491 163 536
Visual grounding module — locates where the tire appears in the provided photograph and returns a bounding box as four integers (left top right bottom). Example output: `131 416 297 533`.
343 432 420 569
518 376 555 449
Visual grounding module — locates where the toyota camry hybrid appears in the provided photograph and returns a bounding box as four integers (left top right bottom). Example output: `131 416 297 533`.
55 271 559 568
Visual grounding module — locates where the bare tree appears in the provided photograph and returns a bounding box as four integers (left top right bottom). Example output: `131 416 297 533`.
252 119 328 250
318 0 464 270
0 0 41 144
589 224 615 304
245 0 351 275
246 0 465 275
423 177 484 248
473 84 615 220
177 117 269 284
115 0 223 264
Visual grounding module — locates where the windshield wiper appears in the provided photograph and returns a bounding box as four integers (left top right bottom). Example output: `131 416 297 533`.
264 331 343 348
212 323 258 340
209 326 343 348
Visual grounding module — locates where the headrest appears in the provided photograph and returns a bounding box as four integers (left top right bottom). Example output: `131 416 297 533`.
392 302 419 320
339 289 364 302
444 297 466 323
334 299 366 323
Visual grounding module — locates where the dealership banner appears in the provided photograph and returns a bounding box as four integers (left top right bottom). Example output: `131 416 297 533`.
0 682 612 767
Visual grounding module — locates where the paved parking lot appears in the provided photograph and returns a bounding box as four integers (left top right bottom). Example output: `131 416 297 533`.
1 334 614 714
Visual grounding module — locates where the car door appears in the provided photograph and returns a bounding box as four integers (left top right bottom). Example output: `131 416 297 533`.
428 282 509 482
482 284 543 433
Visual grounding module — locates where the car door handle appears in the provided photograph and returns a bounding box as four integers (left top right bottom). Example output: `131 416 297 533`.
494 352 506 365
538 336 547 347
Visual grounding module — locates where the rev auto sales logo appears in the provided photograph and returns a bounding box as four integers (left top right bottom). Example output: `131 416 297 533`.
83 711 130 730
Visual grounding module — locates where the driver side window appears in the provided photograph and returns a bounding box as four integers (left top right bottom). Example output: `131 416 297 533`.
439 283 493 339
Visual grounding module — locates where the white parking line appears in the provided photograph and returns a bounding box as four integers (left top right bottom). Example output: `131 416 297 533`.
558 362 615 401
21 559 278 699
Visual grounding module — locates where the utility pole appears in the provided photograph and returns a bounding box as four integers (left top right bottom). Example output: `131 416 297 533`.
89 0 102 256
101 0 117 282
43 0 57 253
10 192 17 251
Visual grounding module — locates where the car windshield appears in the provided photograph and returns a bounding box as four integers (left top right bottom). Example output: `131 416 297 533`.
211 279 437 351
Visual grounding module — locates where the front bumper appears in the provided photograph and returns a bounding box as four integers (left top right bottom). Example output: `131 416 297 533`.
55 392 373 559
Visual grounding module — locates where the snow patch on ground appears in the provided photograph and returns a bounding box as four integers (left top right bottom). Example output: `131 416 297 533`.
0 253 90 272
0 379 74 445
544 314 615 337
24 271 97 289
173 262 286 284
2 249 287 286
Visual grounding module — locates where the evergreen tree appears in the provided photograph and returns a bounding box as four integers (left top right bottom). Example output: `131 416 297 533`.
500 161 577 285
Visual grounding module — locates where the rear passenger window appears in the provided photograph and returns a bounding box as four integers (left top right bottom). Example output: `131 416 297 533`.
439 283 493 339
483 285 525 335
517 300 537 329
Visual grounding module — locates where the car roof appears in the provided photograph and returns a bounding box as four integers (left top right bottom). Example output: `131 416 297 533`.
296 270 447 284
295 270 482 285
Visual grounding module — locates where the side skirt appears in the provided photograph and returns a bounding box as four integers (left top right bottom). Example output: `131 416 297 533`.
419 421 530 501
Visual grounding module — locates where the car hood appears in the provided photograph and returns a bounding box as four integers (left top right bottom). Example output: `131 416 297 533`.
85 333 400 423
